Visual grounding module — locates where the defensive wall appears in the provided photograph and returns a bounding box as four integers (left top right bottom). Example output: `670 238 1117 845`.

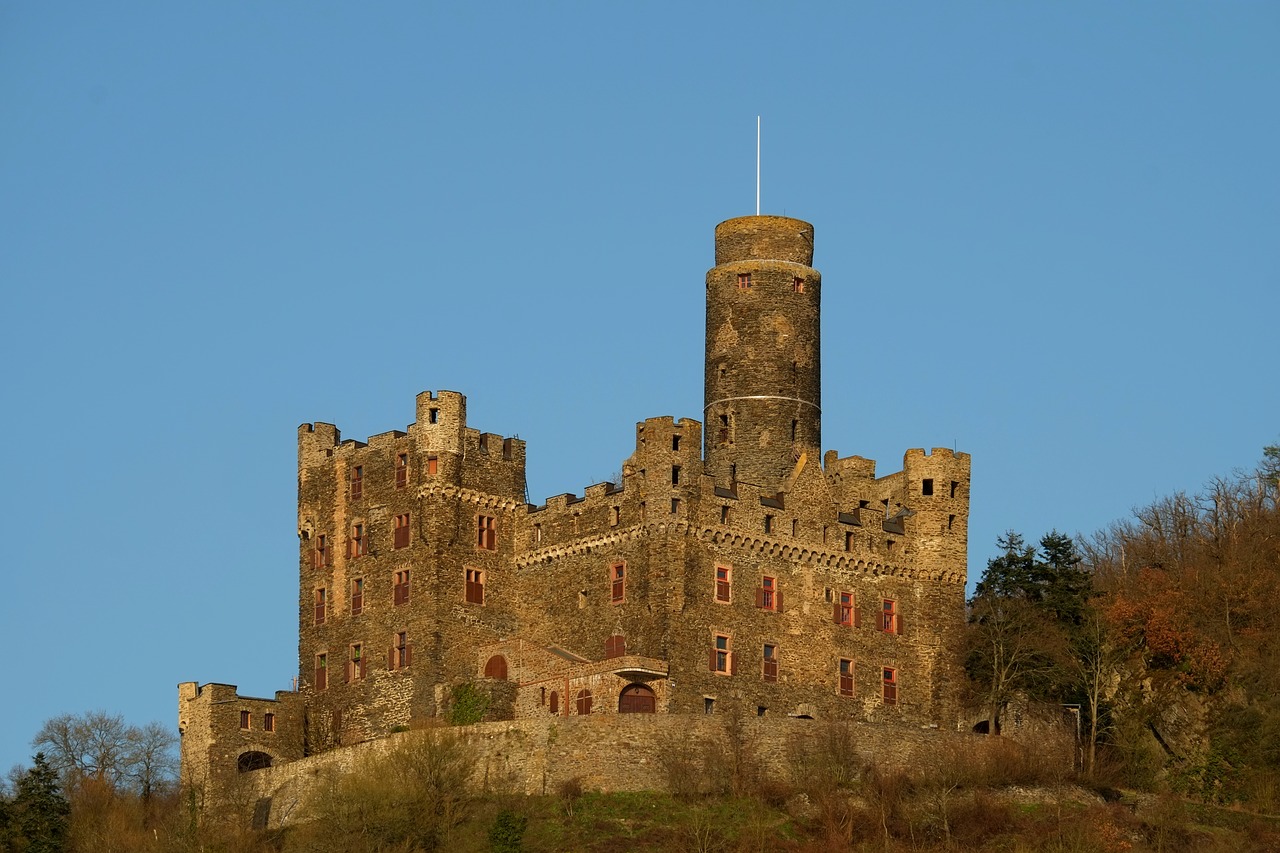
225 712 994 830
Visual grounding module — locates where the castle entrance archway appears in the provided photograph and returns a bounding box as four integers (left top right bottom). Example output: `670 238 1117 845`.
618 684 656 714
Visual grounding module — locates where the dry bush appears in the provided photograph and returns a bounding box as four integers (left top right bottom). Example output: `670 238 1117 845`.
557 776 583 819
284 732 474 853
658 728 711 798
788 720 863 793
942 790 1015 848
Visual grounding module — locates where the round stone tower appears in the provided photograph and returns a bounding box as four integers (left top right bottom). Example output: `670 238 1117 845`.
704 215 821 489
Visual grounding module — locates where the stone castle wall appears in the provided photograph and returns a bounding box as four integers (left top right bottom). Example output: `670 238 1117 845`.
234 713 984 830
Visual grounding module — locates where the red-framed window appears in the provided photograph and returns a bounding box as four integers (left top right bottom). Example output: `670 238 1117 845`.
709 634 733 674
394 513 410 549
763 644 778 683
839 658 854 697
881 599 901 634
350 577 364 616
757 576 781 611
737 272 751 290
477 515 497 550
347 644 365 682
395 453 409 488
575 689 593 716
834 591 860 627
793 276 804 293
313 534 330 568
610 562 626 603
315 654 328 691
426 454 438 475
350 465 363 500
604 634 626 659
389 632 411 670
715 565 731 603
348 524 366 558
393 570 410 606
239 710 250 730
883 668 898 705
314 588 326 625
263 713 275 732
465 568 484 605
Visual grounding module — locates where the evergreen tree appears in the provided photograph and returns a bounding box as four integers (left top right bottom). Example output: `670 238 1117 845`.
9 753 69 853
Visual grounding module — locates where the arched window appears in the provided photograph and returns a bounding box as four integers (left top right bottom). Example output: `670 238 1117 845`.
483 655 508 679
618 684 656 714
604 634 625 659
237 751 273 773
549 691 559 715
575 689 593 716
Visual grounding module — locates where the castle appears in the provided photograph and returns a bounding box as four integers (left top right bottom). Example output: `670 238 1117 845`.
179 215 971 796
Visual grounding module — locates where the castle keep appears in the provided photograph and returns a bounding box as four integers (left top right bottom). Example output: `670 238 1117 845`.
179 215 971 793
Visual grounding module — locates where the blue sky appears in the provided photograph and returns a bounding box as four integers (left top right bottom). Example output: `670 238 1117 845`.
2 3 1277 776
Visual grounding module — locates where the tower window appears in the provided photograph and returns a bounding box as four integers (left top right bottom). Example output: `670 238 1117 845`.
314 534 330 569
757 576 778 611
395 453 408 488
883 668 898 705
672 435 681 451
763 644 778 682
671 465 681 486
948 514 956 531
737 273 751 289
610 562 626 603
428 408 439 424
240 711 251 730
715 565 731 602
477 515 497 550
394 513 411 549
881 599 901 634
394 570 410 606
314 588 326 625
671 498 680 514
922 478 934 496
710 634 732 674
427 455 439 475
391 632 410 669
951 480 959 498
350 466 363 500
839 659 854 697
350 577 364 615
763 514 773 534
315 654 327 691
793 277 804 293
465 568 485 605
720 505 730 524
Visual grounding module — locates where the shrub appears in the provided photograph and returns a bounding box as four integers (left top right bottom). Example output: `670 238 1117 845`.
487 809 527 853
449 683 491 726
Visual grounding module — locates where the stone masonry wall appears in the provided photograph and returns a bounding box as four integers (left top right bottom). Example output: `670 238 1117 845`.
237 714 985 830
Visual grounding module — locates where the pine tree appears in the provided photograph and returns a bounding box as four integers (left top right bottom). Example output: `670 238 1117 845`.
10 753 69 853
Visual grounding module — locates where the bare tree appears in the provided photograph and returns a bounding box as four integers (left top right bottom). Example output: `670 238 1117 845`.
965 595 1066 735
31 712 177 797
